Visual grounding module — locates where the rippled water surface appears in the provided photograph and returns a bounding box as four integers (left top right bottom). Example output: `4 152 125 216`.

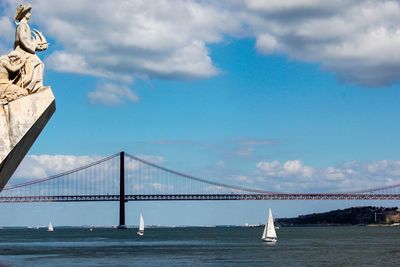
1 226 399 266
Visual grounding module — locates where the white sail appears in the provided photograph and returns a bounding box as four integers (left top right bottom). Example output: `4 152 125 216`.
139 213 144 231
262 221 268 239
47 221 54 232
137 213 144 236
262 208 277 242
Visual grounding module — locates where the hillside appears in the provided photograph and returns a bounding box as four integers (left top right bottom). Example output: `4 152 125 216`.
276 206 400 226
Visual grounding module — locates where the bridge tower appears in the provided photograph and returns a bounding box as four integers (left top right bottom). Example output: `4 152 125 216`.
117 151 127 229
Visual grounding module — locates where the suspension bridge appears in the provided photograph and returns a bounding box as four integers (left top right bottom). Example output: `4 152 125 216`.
1 151 400 228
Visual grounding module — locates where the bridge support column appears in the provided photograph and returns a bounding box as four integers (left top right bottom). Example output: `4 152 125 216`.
118 151 127 229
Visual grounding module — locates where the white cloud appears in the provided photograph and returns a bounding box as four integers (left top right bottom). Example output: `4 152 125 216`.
1 0 399 99
257 160 281 173
256 159 400 193
12 154 102 181
257 159 314 178
46 52 105 77
88 83 139 105
28 0 226 80
246 0 400 86
256 33 278 54
244 0 336 12
283 160 302 174
324 167 346 181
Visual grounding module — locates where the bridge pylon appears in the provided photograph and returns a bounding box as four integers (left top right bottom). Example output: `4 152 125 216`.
117 151 127 229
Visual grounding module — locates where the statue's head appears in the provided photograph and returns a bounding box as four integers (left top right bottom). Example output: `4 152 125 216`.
14 4 32 22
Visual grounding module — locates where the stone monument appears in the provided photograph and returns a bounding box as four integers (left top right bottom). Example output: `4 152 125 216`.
0 4 55 191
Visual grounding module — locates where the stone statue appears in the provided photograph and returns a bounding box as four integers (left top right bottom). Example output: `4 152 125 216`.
0 3 55 192
12 3 48 94
0 51 28 104
0 3 48 104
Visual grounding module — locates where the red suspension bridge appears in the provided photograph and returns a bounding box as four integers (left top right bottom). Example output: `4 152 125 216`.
1 151 400 228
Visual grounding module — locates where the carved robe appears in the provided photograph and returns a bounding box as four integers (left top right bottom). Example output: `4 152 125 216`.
0 56 28 103
13 21 44 93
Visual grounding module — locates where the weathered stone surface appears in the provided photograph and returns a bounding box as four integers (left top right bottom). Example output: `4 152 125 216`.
0 87 55 191
0 106 11 154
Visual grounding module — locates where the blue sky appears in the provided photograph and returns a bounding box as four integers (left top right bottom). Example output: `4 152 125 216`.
1 0 400 227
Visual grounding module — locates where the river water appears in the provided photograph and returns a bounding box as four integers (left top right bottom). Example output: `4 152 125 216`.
0 226 399 266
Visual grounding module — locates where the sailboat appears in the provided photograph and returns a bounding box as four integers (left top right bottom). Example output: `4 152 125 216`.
47 221 54 232
261 208 277 243
137 213 144 236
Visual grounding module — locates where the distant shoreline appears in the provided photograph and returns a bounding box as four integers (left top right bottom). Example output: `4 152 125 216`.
276 206 400 226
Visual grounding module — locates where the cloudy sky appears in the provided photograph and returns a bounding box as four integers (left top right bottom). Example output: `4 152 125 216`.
0 0 400 226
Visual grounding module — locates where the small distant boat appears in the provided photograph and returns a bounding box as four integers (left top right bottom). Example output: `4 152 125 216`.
47 221 54 232
261 208 277 243
137 213 144 236
244 223 261 227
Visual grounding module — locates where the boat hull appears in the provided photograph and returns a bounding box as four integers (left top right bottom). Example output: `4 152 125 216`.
262 237 277 243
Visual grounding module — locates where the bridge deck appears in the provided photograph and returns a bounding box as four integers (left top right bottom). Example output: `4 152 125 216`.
1 193 400 203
